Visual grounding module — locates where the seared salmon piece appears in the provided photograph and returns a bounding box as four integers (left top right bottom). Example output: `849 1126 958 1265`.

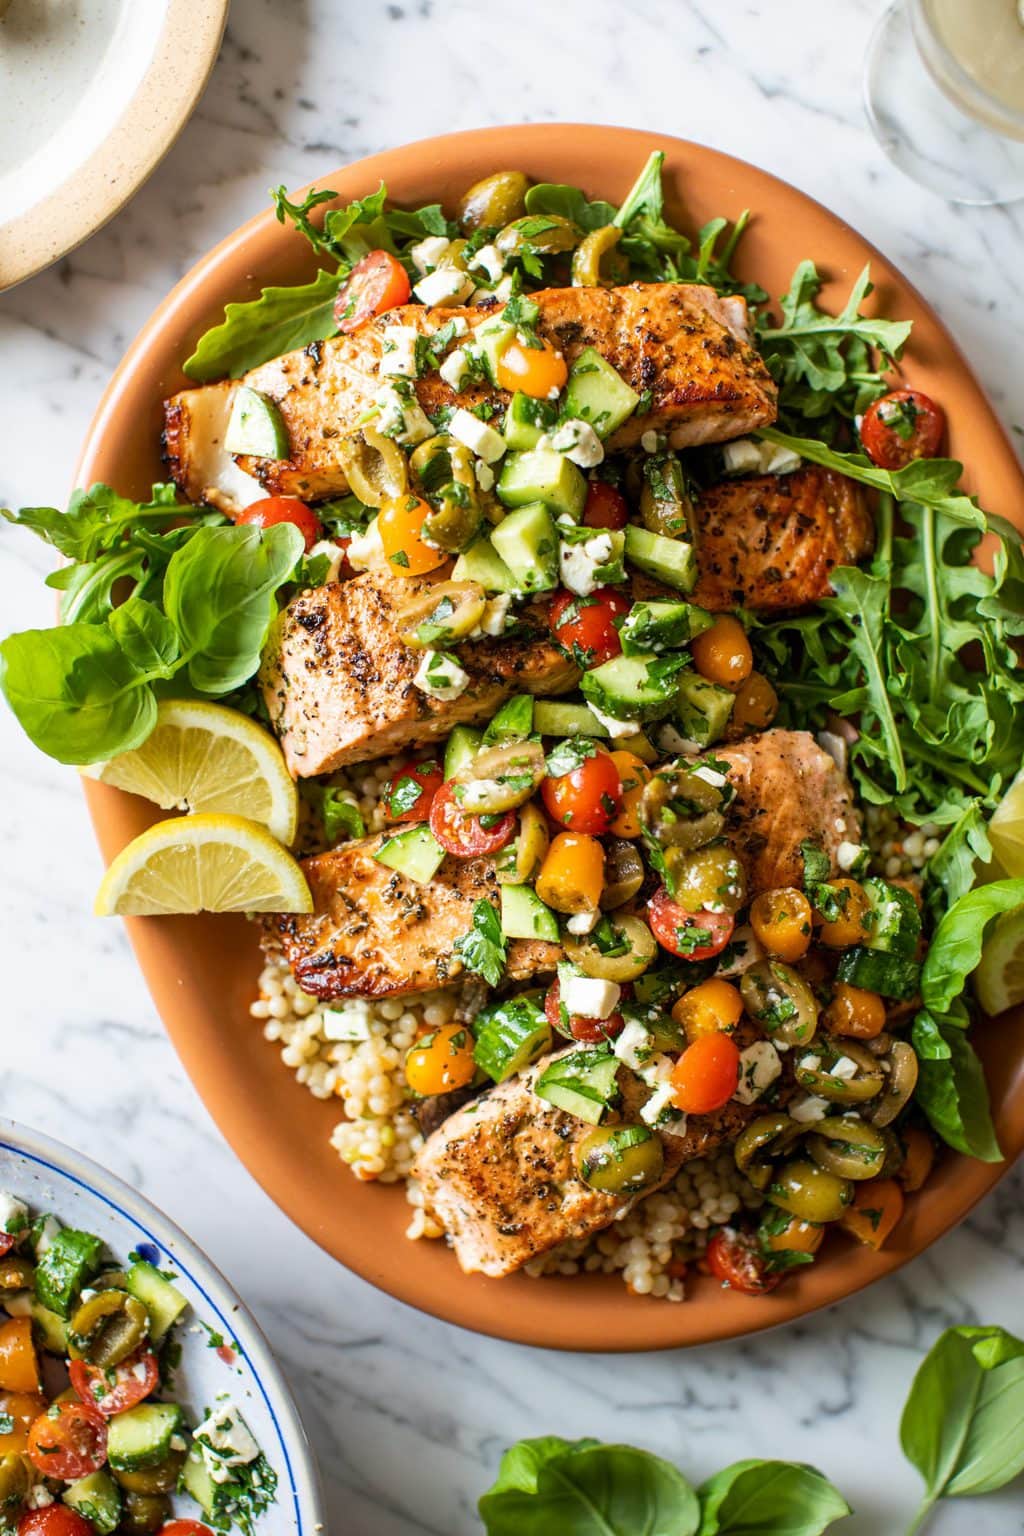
690 467 874 613
265 832 560 1001
260 570 577 778
164 283 776 509
717 728 860 892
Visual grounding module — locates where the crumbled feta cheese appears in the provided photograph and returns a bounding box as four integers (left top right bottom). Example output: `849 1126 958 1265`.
321 1000 374 1042
374 385 433 446
306 538 349 583
761 442 802 474
559 532 614 597
345 517 384 572
543 418 605 469
475 459 495 493
413 649 470 702
836 840 867 872
721 438 763 475
468 243 505 284
715 924 765 979
640 1079 677 1127
478 593 510 635
31 1213 61 1256
194 1402 261 1485
566 907 600 936
589 702 641 738
169 1434 188 1453
790 1093 830 1124
26 1486 54 1510
410 235 451 275
439 346 470 390
656 722 702 755
0 1193 28 1237
492 274 516 303
612 1018 653 1071
558 965 621 1020
799 1053 822 1073
449 407 507 463
830 1055 860 1080
732 1041 782 1105
379 324 419 379
692 763 727 789
641 429 660 454
414 267 475 306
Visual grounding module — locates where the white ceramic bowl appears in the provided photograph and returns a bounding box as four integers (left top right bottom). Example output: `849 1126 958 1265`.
0 1117 324 1533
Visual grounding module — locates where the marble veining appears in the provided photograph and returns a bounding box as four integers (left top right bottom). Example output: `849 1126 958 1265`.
1 1 1023 1532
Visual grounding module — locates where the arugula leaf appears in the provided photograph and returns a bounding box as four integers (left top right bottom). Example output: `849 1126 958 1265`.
911 1010 1001 1161
453 899 507 987
183 268 344 382
270 185 339 256
925 803 992 921
921 878 1024 1014
3 481 187 563
479 1441 699 1536
317 787 365 845
698 1460 851 1535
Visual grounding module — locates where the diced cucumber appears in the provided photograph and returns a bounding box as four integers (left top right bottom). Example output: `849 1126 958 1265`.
451 537 518 594
581 652 685 723
224 386 289 459
836 947 922 1000
504 391 557 450
500 884 560 943
182 1444 218 1517
474 994 552 1083
618 729 658 763
64 1471 122 1535
671 669 736 748
482 694 534 746
473 317 517 386
533 701 611 738
561 346 640 439
624 525 698 592
619 599 713 656
125 1260 188 1344
497 450 587 522
4 1290 68 1354
375 824 446 884
444 725 484 779
34 1229 103 1319
535 1049 620 1125
107 1403 184 1472
490 502 559 593
861 878 922 958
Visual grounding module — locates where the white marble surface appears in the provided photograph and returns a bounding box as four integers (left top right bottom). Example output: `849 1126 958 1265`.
2 1 1023 1532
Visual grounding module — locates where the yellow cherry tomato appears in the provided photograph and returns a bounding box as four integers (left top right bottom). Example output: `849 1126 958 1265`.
378 494 448 577
405 1023 476 1095
730 670 778 732
762 1214 825 1257
838 1177 904 1250
672 978 744 1042
749 887 813 963
535 831 605 915
817 878 871 949
690 614 753 689
823 981 887 1039
608 750 652 839
496 338 568 399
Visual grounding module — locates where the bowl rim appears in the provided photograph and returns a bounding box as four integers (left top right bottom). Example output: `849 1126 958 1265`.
0 1114 326 1529
72 122 1024 1352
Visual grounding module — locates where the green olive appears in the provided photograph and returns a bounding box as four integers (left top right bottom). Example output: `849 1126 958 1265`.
0 1454 31 1513
867 1040 919 1127
806 1116 888 1181
740 960 819 1048
453 740 546 815
795 1037 885 1104
599 838 645 910
115 1448 187 1496
68 1290 149 1369
90 1268 130 1292
564 914 657 983
397 581 486 649
496 213 580 258
337 427 408 508
576 1123 665 1194
436 236 470 272
411 434 483 552
0 1257 34 1294
457 171 531 233
769 1158 854 1223
640 454 694 540
640 762 726 852
119 1489 172 1534
670 843 747 914
495 801 550 886
422 483 483 553
733 1113 804 1191
571 225 628 287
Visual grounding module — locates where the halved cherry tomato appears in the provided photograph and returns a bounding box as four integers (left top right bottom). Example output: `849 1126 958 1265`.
671 1031 740 1114
332 534 355 577
377 494 447 576
860 388 945 470
648 888 735 962
234 497 322 553
544 977 624 1045
541 747 622 835
26 1401 107 1480
608 749 651 839
18 1510 95 1536
69 1348 159 1418
382 760 443 823
428 781 516 857
405 1023 477 1095
159 1525 216 1536
582 481 628 531
495 338 568 398
706 1227 782 1295
333 250 411 333
0 1318 39 1394
549 587 630 669
0 1234 14 1258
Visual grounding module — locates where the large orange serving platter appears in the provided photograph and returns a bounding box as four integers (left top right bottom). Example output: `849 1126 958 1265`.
75 125 1024 1350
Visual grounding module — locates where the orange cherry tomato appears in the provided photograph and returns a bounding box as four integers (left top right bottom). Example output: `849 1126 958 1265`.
26 1401 107 1481
823 981 887 1040
838 1178 905 1250
334 250 411 332
671 1032 740 1114
760 1214 825 1258
534 831 605 914
377 494 447 576
749 888 813 963
860 388 945 470
541 747 622 835
705 1228 781 1295
817 878 871 948
582 481 628 530
0 1319 39 1394
496 338 568 398
730 670 778 732
405 1022 477 1095
68 1347 159 1418
234 497 322 552
897 1126 936 1193
672 978 744 1043
608 750 651 839
0 1391 47 1455
690 614 753 690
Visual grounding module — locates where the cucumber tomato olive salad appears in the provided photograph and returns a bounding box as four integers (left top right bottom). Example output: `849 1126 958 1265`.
0 1196 275 1536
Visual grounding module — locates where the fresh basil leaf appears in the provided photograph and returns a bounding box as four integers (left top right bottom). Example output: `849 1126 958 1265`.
486 1437 596 1497
900 1325 1024 1503
911 1010 1001 1161
108 597 180 675
479 1442 699 1536
524 182 618 233
921 878 1024 1013
183 268 344 382
163 523 304 694
698 1459 851 1535
453 899 507 987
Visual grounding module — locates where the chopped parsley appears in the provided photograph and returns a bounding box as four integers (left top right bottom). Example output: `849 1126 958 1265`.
453 900 507 987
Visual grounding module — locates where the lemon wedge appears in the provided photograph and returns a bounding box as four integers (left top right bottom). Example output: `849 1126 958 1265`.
974 905 1024 1016
95 813 313 917
82 699 298 847
988 766 1024 879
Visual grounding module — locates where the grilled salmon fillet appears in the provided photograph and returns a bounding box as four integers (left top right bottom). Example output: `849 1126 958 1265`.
260 570 577 778
265 832 560 1001
164 283 776 509
690 467 874 613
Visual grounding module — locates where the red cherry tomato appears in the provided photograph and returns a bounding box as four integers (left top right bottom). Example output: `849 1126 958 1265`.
582 481 628 531
18 1509 95 1536
26 1401 107 1480
549 587 630 669
235 497 322 553
860 388 945 470
647 889 735 962
0 1233 15 1257
334 250 412 333
706 1227 782 1295
158 1524 216 1536
671 1032 740 1114
544 977 625 1044
541 747 622 835
382 760 444 823
428 781 516 857
69 1347 159 1418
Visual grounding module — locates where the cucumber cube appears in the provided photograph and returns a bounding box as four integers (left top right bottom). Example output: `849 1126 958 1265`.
451 538 517 594
107 1403 184 1472
500 885 560 943
444 725 484 780
34 1229 103 1319
482 695 534 746
623 525 698 593
581 652 685 723
375 824 446 884
561 347 641 439
497 449 587 522
532 701 611 738
490 503 559 593
125 1260 188 1344
619 599 713 655
64 1472 122 1536
672 670 735 747
503 391 557 450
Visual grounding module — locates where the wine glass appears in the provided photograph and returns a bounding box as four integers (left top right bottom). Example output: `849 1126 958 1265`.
864 0 1024 204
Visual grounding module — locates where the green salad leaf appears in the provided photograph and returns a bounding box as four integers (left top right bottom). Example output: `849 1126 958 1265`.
524 183 618 232
911 1009 1001 1161
921 879 1024 1014
183 268 344 383
453 899 507 987
698 1460 851 1535
479 1439 699 1536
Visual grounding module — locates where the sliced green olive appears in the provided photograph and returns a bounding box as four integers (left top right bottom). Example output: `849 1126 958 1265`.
769 1158 854 1223
806 1116 888 1181
599 838 645 910
423 482 483 553
457 171 531 233
338 427 408 507
397 581 486 648
868 1040 919 1127
496 213 580 258
452 740 546 815
640 762 726 852
115 1448 187 1496
571 225 628 287
795 1037 885 1103
734 1113 804 1191
68 1290 149 1369
495 800 550 886
0 1257 34 1294
640 453 695 540
670 843 747 914
0 1454 32 1512
564 914 657 983
436 236 470 272
411 434 483 552
90 1268 130 1292
576 1123 665 1194
120 1489 172 1534
741 960 819 1048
